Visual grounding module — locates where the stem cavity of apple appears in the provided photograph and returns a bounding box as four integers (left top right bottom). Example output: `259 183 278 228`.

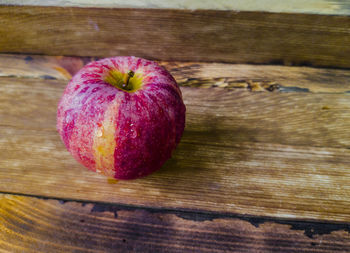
123 70 135 90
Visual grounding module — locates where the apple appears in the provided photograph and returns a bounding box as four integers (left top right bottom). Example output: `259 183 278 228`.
57 56 186 180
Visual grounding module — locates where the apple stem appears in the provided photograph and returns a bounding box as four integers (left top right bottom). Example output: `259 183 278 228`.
124 70 135 90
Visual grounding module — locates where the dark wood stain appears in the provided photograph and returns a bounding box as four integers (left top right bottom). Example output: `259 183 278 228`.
1 194 350 252
40 74 57 80
89 202 350 239
279 86 310 93
24 55 33 62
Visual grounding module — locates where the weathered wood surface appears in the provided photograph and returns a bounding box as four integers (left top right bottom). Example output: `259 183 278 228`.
2 54 350 93
1 6 350 68
1 194 350 253
3 0 350 16
1 54 350 224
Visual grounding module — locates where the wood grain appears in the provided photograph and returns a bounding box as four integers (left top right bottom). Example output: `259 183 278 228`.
2 54 350 93
1 194 350 253
1 69 350 223
4 0 350 16
1 6 350 68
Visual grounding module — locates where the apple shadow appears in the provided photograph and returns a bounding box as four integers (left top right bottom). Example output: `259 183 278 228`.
150 115 257 188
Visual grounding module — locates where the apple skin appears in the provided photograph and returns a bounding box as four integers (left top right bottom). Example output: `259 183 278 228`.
57 56 186 180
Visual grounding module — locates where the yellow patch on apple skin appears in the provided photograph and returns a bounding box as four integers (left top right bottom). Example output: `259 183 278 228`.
92 101 119 178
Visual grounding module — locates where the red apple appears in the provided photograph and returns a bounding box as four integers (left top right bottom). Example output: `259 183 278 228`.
57 56 186 180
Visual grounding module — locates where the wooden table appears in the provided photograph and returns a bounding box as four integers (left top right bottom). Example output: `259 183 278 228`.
1 4 350 252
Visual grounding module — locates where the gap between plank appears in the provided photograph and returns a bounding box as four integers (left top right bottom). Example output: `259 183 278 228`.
1 191 350 239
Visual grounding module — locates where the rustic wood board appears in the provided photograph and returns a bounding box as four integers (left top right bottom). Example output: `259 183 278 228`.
2 54 350 93
1 194 350 253
1 6 350 68
4 0 350 16
1 54 350 224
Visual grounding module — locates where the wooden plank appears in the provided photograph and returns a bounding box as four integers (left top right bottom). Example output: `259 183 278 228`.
1 194 350 253
1 73 350 223
1 54 350 93
1 7 350 68
0 54 94 80
3 0 350 16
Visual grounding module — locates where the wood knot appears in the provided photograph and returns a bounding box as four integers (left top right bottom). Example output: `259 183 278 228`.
247 80 280 92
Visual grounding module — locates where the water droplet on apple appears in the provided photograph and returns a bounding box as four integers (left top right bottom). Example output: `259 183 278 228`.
131 130 138 139
129 124 138 139
96 128 103 137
